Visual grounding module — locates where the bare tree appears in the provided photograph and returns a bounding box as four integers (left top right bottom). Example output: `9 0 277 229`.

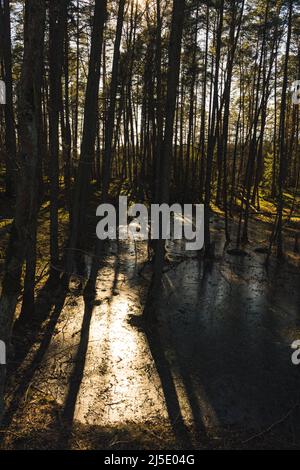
0 0 46 420
144 0 186 319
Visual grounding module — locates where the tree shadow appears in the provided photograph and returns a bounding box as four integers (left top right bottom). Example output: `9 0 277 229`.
59 243 118 447
11 275 66 372
129 313 193 449
0 278 69 438
59 290 95 447
160 248 300 446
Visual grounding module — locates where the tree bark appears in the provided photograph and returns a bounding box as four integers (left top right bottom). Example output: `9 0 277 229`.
0 0 46 421
49 0 68 280
144 0 186 319
277 0 293 258
68 0 107 273
0 0 17 197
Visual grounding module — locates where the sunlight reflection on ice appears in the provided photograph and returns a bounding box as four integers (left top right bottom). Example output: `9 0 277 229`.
37 245 221 434
73 276 169 427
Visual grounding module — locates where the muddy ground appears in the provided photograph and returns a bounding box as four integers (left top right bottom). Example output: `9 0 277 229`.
0 208 299 450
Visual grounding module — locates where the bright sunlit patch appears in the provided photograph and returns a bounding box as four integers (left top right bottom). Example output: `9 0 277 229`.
69 271 169 427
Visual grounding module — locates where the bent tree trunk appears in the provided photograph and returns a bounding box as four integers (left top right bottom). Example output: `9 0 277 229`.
0 0 46 421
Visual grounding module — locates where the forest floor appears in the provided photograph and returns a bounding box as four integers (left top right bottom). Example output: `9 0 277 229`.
0 187 299 450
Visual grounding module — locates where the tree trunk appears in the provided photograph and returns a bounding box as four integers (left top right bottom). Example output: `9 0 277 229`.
102 0 126 199
68 0 107 273
49 0 68 280
204 0 224 254
144 0 186 319
0 0 17 197
0 0 46 421
277 0 293 258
